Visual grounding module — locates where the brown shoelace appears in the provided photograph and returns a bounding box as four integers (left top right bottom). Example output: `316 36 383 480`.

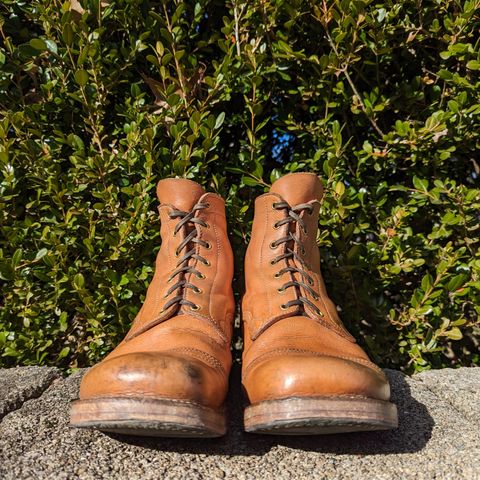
161 202 210 313
271 201 323 317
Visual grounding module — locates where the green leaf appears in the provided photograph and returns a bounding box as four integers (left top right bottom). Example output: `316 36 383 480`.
413 176 429 191
466 60 480 70
63 24 74 46
155 41 164 57
335 181 345 196
45 40 57 54
57 347 70 360
12 249 22 267
447 274 467 292
73 273 85 289
241 176 259 187
35 248 48 261
270 169 282 183
445 327 463 341
421 273 433 292
29 38 48 51
214 112 225 130
417 305 433 316
74 69 89 86
252 161 263 178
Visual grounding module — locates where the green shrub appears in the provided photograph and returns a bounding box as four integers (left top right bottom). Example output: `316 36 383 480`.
0 0 479 372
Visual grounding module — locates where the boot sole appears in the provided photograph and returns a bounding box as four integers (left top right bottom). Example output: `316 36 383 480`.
70 397 226 437
244 396 398 435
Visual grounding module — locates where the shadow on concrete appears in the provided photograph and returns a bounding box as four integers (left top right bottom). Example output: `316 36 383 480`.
107 365 434 456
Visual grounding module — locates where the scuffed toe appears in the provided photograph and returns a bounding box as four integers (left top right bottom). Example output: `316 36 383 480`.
79 352 225 408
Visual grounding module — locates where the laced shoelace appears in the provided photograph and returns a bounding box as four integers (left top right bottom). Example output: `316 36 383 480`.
160 202 210 313
270 201 323 317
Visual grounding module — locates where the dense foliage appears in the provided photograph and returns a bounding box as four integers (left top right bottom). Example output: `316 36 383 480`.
0 0 479 372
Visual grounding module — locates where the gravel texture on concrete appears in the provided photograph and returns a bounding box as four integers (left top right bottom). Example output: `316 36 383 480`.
0 366 479 480
0 366 61 419
415 367 480 425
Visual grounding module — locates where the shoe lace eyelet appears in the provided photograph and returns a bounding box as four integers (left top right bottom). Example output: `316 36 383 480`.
269 242 278 249
277 287 285 294
300 247 306 255
273 222 280 230
205 241 212 250
269 259 276 266
203 259 211 266
280 304 288 310
307 277 314 286
195 287 202 294
190 304 200 311
274 272 281 278
196 272 206 279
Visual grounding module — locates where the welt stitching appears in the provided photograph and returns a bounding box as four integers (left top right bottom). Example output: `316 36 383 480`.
90 394 219 409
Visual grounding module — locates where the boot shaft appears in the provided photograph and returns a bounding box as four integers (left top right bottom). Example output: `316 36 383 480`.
127 178 235 341
242 173 353 345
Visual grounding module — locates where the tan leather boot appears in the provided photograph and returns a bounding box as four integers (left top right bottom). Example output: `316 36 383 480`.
242 172 397 434
70 178 235 437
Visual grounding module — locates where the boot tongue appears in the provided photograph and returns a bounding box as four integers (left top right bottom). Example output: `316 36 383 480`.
157 178 206 211
270 172 323 206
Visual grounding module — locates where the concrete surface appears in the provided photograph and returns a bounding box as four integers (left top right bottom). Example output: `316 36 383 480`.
0 366 61 419
0 366 479 480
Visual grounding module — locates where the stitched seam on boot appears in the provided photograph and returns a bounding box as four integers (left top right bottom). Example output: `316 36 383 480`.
210 216 220 327
82 394 221 409
262 199 271 319
249 394 382 403
313 310 354 340
166 347 225 373
189 206 225 339
158 206 175 316
178 311 227 342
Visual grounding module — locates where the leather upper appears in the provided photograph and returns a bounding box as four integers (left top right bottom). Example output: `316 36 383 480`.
79 178 235 409
241 172 391 404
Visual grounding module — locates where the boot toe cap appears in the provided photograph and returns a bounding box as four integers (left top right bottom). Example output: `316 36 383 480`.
79 351 225 408
243 354 390 404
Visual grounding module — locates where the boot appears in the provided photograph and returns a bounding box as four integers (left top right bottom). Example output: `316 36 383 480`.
241 172 397 434
70 178 235 437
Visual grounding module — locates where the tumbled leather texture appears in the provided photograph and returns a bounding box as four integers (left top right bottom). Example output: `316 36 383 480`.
242 172 391 404
79 178 235 409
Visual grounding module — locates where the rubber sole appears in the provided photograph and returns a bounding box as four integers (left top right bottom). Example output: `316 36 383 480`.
244 396 398 435
70 397 226 437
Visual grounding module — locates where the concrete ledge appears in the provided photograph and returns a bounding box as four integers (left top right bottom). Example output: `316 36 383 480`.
0 366 61 419
0 366 479 479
